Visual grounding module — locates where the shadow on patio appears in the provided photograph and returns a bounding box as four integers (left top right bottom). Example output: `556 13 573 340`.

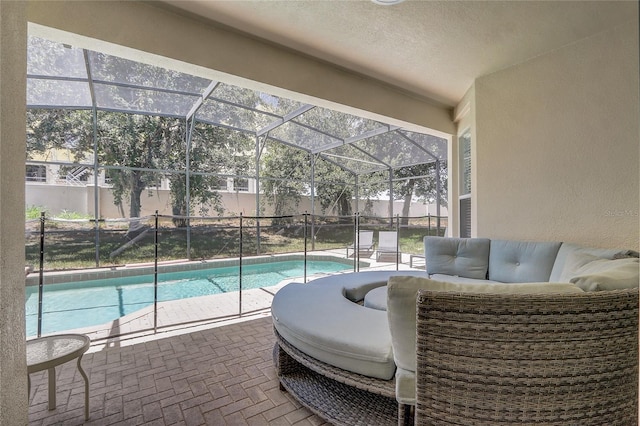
27 315 329 426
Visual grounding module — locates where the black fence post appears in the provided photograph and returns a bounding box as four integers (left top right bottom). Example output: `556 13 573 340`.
304 212 308 283
37 211 45 338
239 213 243 317
395 214 400 271
153 210 159 333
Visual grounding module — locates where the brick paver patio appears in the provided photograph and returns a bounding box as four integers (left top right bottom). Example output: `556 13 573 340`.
27 315 330 426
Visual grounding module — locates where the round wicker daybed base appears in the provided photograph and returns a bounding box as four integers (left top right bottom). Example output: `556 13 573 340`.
274 330 407 426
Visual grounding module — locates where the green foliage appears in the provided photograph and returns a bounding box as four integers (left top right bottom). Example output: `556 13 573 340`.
25 38 447 226
26 109 93 161
54 210 93 220
97 112 178 218
26 205 47 220
170 123 253 220
261 142 308 220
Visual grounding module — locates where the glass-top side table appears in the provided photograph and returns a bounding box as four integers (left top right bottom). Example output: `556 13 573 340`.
27 334 90 421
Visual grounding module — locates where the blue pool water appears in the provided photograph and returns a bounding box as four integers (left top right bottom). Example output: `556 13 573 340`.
25 260 351 336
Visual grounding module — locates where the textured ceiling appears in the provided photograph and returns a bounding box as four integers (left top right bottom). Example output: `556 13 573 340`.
163 1 635 107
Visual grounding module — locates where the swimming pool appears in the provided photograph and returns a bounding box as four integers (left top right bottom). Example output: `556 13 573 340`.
25 259 352 336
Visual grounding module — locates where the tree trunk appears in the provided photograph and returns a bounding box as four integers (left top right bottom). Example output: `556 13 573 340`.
401 179 415 226
338 195 352 217
129 172 144 219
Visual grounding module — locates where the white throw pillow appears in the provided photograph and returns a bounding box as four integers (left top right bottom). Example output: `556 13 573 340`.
386 276 583 373
559 251 601 282
569 258 639 291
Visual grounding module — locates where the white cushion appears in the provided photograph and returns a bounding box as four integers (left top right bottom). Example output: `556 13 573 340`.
569 258 639 291
558 251 602 282
395 367 416 405
363 286 388 311
549 243 621 282
387 276 583 373
429 273 500 285
272 271 428 380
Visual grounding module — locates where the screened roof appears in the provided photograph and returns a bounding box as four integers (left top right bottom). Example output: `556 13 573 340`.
27 36 447 175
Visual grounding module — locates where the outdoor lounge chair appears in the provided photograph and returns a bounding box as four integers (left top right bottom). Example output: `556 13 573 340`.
376 231 398 261
346 230 374 258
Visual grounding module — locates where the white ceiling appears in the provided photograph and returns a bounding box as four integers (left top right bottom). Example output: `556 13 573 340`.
163 0 635 107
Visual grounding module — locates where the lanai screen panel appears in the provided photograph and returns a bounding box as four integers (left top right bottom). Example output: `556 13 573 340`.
87 51 211 94
351 131 436 169
28 37 88 79
27 79 93 109
25 35 449 176
399 130 447 161
27 37 92 108
268 121 342 153
197 84 281 132
322 143 388 174
292 106 383 140
92 84 200 117
87 51 210 117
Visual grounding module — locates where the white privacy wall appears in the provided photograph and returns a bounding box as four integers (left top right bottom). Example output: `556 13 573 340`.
471 19 639 250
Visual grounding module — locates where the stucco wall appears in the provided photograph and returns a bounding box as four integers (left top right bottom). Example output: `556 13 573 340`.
472 20 639 249
0 1 28 423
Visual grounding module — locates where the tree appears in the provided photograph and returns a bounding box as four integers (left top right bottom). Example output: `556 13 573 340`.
261 142 308 221
260 108 386 218
165 123 254 226
314 158 355 217
97 112 175 219
26 109 93 160
392 161 448 225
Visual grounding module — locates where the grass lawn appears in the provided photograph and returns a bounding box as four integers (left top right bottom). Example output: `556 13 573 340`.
25 218 446 271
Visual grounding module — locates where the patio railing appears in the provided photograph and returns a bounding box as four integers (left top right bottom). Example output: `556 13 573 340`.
25 212 446 340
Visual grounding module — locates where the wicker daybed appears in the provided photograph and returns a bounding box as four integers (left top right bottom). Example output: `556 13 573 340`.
272 237 639 425
415 289 639 425
274 330 405 426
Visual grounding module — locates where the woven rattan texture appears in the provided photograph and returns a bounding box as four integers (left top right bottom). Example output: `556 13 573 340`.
415 288 639 426
274 330 399 426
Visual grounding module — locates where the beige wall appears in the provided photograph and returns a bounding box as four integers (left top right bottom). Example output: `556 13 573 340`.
0 1 28 423
470 20 639 249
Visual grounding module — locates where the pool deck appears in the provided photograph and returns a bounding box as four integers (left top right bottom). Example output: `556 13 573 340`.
29 314 329 425
29 250 424 341
27 251 424 425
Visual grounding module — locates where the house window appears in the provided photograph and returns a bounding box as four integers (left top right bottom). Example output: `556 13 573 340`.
460 131 471 196
233 178 249 192
215 177 229 191
459 130 472 237
26 165 47 182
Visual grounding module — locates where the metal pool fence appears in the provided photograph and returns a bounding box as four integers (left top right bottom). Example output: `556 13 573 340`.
25 212 446 339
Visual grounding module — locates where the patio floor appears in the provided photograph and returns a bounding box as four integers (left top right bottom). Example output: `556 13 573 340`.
28 314 330 425
27 254 422 424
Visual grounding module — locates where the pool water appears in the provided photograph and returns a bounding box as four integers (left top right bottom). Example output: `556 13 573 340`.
25 260 351 336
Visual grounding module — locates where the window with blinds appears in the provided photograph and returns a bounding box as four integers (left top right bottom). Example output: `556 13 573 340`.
460 197 471 238
459 130 472 237
460 131 471 196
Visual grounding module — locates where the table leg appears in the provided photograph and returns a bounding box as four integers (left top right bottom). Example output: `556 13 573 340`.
77 354 89 420
47 367 56 411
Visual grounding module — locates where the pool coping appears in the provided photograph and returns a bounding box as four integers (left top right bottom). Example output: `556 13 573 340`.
25 252 368 286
